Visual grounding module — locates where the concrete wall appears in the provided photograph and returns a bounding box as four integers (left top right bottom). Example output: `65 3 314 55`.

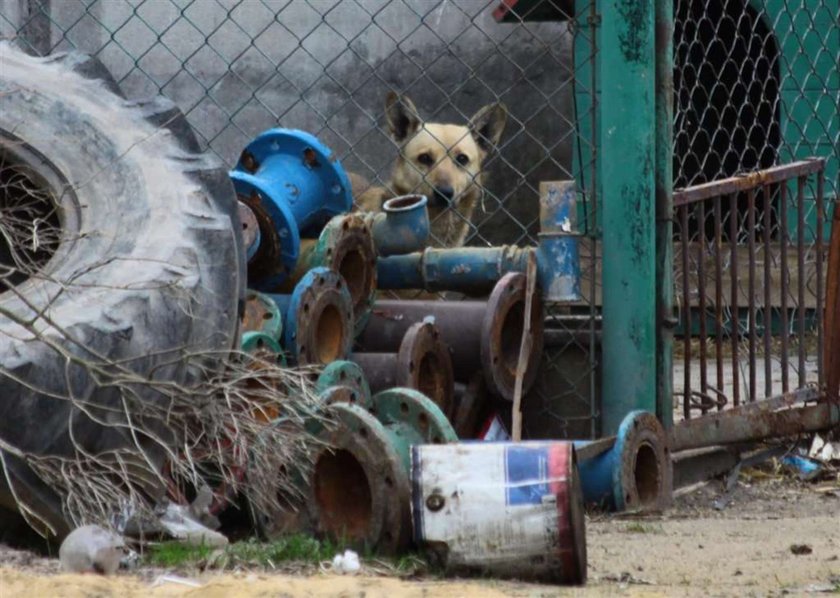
3 0 577 244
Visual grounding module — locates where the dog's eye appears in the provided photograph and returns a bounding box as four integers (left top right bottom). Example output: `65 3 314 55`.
417 153 434 166
456 153 470 166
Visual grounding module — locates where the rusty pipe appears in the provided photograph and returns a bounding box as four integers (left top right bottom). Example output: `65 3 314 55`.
351 320 454 417
277 214 377 335
356 272 544 401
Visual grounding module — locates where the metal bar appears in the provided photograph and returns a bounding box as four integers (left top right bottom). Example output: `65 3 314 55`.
681 206 691 420
672 401 839 451
714 196 724 409
780 182 790 392
763 184 773 398
674 159 825 206
747 188 757 401
655 0 675 430
797 176 806 387
729 193 740 407
598 0 657 434
815 170 824 392
697 202 708 412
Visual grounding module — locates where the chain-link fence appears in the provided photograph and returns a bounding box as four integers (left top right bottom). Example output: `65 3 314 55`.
2 0 603 437
672 0 837 417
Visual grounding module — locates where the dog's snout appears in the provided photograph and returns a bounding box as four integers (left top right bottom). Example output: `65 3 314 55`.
432 186 455 207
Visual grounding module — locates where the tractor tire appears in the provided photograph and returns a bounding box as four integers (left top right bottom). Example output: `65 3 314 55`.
0 44 245 537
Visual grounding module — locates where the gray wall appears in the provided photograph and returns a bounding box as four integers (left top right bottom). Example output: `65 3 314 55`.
3 0 576 245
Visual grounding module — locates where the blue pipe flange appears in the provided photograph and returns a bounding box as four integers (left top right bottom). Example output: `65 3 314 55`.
230 129 353 291
269 267 354 366
575 411 672 512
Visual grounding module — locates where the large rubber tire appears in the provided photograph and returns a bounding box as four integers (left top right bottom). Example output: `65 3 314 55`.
0 44 245 537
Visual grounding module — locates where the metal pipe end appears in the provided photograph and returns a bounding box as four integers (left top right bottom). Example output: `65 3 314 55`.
319 214 377 335
316 360 372 408
308 403 410 553
371 194 431 257
395 321 455 418
284 267 353 365
382 193 428 213
480 272 545 400
242 290 283 341
615 411 672 511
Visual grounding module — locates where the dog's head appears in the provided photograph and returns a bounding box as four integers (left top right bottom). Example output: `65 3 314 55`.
384 92 507 232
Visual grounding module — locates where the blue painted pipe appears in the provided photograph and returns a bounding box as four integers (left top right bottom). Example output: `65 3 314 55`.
573 410 672 512
376 181 581 301
536 181 581 302
362 194 431 257
266 267 354 365
230 129 353 290
377 245 531 296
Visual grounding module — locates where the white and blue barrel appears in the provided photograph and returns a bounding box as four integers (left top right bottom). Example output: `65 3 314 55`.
411 441 587 585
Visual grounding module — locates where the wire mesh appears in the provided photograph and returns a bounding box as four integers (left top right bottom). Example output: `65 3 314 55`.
2 0 602 437
672 0 837 417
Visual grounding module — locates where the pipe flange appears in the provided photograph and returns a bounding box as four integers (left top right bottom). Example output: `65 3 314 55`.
322 215 377 336
308 403 409 553
242 290 283 341
395 321 455 418
241 330 284 357
234 183 300 292
238 201 262 262
284 267 354 365
371 388 458 446
316 360 372 408
318 385 366 408
615 411 672 511
480 272 545 400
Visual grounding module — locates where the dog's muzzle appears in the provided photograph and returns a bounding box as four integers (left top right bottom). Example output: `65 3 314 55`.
431 186 455 208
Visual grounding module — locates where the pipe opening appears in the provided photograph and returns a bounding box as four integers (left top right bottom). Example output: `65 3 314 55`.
314 449 372 540
338 247 369 315
316 304 344 364
633 443 661 505
499 302 525 375
383 194 426 212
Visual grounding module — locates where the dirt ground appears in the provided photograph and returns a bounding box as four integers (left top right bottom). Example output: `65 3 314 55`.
0 473 837 598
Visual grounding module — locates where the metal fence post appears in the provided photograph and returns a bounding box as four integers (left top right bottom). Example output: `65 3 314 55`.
655 0 674 430
598 0 657 434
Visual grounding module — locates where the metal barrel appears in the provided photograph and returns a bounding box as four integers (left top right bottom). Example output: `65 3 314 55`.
411 441 587 584
356 272 543 401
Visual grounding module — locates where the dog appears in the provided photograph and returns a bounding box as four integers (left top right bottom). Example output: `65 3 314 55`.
351 92 507 248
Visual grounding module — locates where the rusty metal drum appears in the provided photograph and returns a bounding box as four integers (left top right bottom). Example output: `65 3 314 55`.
411 441 587 584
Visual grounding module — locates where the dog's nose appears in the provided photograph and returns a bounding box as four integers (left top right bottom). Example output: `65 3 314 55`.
432 186 455 207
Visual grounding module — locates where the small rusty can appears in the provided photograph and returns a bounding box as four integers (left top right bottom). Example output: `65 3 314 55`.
411 441 586 584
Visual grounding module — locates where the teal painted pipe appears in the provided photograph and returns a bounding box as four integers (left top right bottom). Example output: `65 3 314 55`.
574 411 671 512
362 194 431 257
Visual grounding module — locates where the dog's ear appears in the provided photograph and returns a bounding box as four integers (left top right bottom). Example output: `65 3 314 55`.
385 92 422 142
468 102 507 153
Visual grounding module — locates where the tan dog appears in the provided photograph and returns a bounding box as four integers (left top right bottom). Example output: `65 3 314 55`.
352 92 507 248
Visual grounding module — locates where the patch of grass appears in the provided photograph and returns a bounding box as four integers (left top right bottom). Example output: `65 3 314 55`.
143 534 338 570
622 522 664 534
145 542 215 568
